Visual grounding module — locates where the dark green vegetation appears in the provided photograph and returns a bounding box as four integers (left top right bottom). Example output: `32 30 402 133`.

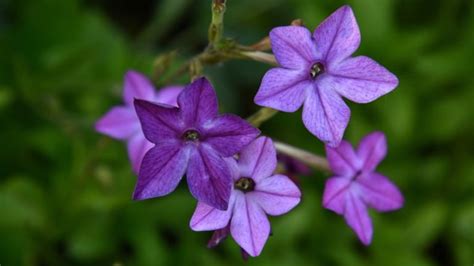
0 0 473 265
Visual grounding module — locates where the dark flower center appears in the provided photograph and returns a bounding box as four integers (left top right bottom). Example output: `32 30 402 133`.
234 177 255 193
183 129 200 141
352 170 363 181
310 62 325 79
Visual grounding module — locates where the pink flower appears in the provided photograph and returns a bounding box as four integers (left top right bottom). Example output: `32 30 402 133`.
323 132 404 245
95 70 183 173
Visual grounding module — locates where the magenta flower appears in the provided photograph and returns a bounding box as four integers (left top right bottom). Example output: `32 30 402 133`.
95 70 183 173
133 77 259 210
190 137 301 257
254 5 398 147
323 132 404 245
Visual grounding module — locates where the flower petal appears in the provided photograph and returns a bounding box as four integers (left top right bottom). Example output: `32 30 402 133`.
123 70 156 105
325 140 360 176
251 174 301 216
313 5 360 66
189 192 235 231
329 56 398 103
133 142 190 200
322 176 351 215
230 193 270 257
127 133 155 174
187 144 232 210
224 157 241 181
269 26 317 69
95 106 139 140
134 99 183 143
203 114 260 157
238 137 276 181
344 192 373 245
177 77 218 126
357 131 387 172
155 86 184 107
254 68 311 112
302 81 350 147
356 172 404 212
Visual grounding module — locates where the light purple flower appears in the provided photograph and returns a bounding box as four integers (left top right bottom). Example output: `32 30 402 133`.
190 137 301 257
323 132 404 245
133 77 259 210
254 5 398 147
95 70 183 173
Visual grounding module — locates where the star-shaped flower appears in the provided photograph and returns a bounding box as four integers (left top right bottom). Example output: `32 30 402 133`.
190 137 301 256
323 132 404 245
254 5 399 147
134 77 259 210
95 70 183 173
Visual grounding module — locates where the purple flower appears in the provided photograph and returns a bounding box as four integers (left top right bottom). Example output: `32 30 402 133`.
254 5 398 147
190 137 301 257
133 77 259 210
95 70 183 173
323 132 404 245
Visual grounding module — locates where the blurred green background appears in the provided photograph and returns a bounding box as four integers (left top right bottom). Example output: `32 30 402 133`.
1 0 473 265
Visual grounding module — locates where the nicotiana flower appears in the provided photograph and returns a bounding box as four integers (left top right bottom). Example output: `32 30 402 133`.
190 137 301 257
95 70 183 173
133 77 259 210
254 5 399 147
323 132 404 245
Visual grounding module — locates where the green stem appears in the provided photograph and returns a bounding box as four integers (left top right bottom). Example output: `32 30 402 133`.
189 58 203 81
208 0 226 48
240 51 277 66
274 141 330 173
247 107 278 127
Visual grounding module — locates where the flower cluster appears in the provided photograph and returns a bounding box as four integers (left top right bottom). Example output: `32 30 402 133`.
96 5 403 258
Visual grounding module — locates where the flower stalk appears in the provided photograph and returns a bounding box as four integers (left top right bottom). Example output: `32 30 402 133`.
247 107 278 127
208 0 226 49
240 51 278 66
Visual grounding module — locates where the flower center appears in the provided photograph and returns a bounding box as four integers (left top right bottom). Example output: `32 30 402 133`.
234 177 255 193
183 129 200 141
310 62 325 79
352 170 363 181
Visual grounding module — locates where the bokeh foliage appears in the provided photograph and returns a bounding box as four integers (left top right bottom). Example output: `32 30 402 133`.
1 0 473 265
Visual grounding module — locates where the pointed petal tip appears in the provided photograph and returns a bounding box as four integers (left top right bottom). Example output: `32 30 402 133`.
335 5 355 17
302 88 350 148
132 189 145 201
94 106 139 140
190 200 233 232
322 134 346 149
132 182 155 201
360 235 372 246
340 4 353 11
94 119 104 133
325 139 342 148
187 76 211 90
